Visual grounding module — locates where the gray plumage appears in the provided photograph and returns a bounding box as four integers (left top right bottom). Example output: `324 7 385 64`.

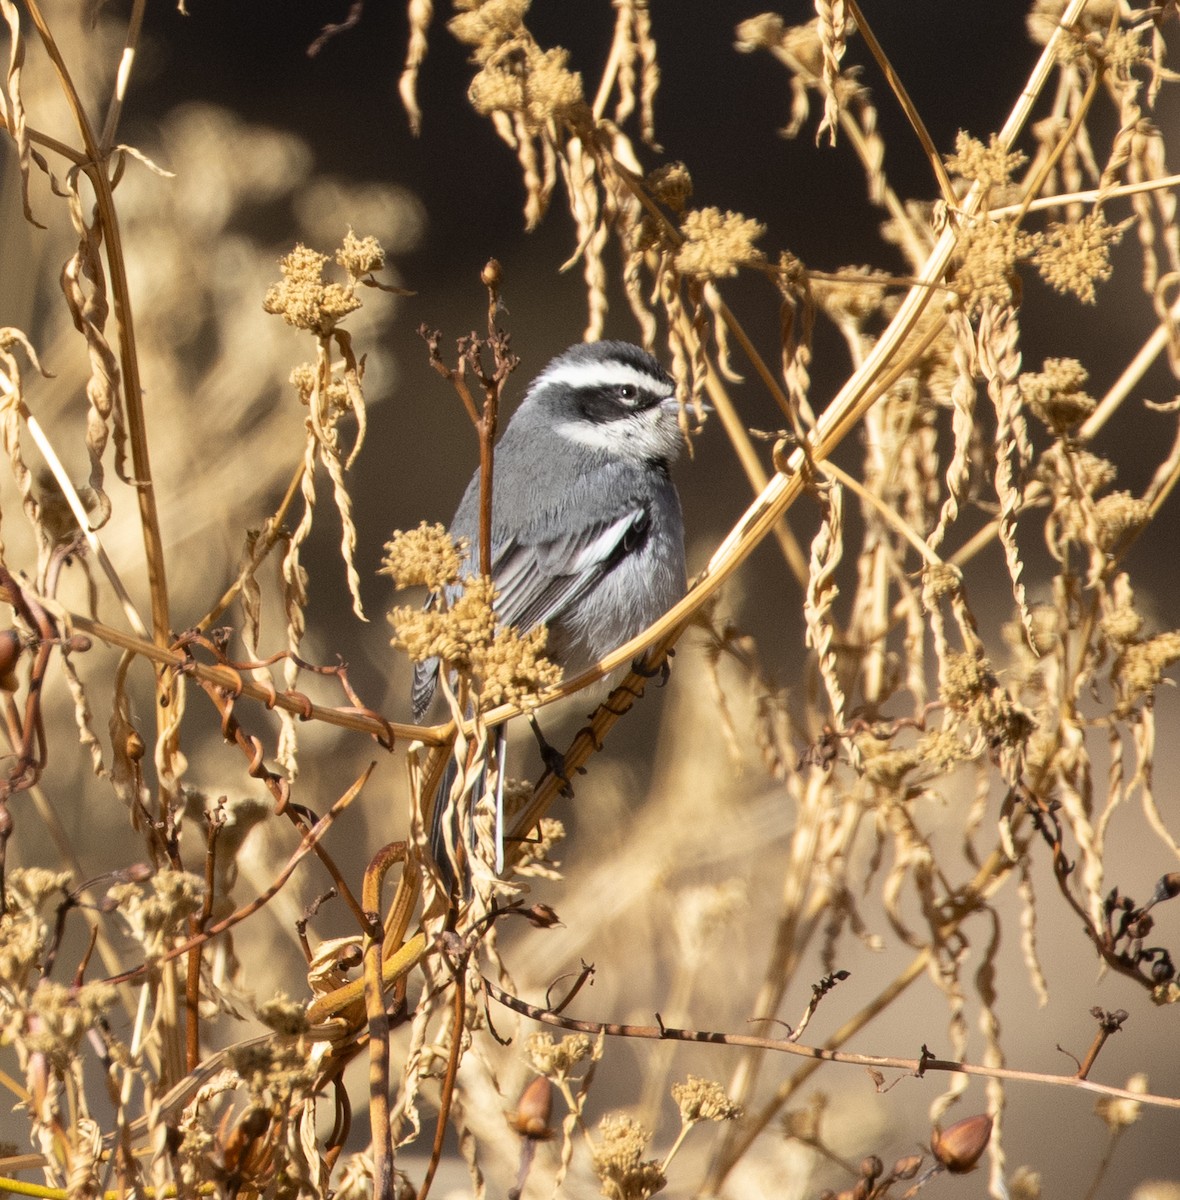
413 340 687 721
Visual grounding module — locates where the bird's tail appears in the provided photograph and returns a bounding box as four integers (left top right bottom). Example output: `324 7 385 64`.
428 725 509 896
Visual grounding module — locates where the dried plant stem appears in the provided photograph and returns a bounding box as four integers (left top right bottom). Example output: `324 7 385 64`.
23 0 171 647
484 974 1180 1109
670 304 809 585
196 460 306 632
102 765 373 989
363 842 409 1200
993 171 1180 217
20 407 148 637
1012 62 1104 226
843 0 954 206
96 0 145 152
721 767 831 1135
65 611 416 744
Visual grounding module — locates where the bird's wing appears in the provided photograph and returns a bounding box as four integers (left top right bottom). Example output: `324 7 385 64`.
490 504 649 634
411 504 649 720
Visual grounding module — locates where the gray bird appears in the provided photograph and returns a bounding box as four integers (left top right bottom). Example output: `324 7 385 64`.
413 339 688 882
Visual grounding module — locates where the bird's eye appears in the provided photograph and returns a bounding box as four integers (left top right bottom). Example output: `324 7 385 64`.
619 383 639 404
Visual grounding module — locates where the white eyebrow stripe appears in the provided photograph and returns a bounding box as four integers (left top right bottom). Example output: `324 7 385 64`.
531 358 672 396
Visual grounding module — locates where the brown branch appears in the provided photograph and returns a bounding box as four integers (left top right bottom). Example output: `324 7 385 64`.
419 943 468 1200
101 765 373 989
362 842 408 1200
482 976 1180 1110
186 801 224 1073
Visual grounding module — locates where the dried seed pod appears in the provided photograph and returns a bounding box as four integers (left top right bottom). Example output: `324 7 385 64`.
0 628 23 690
892 1155 923 1180
508 1075 554 1140
931 1113 993 1173
125 729 146 762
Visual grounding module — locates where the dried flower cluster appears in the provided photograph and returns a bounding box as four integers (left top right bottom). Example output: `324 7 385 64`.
387 530 563 712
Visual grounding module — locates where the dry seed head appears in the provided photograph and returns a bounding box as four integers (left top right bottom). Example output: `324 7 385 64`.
1032 211 1130 305
674 207 766 279
811 268 892 326
469 621 562 710
861 745 923 790
951 217 1035 314
922 563 963 603
1092 491 1150 551
1095 1073 1147 1130
229 1034 316 1099
107 870 206 959
1101 575 1144 647
388 605 460 665
0 879 63 989
917 729 972 773
257 993 310 1037
17 980 118 1070
448 0 530 59
263 243 361 334
469 43 585 130
592 1114 666 1200
671 1076 743 1124
1027 0 1120 44
733 14 787 56
1037 445 1117 498
7 867 71 913
1115 631 1180 707
647 162 693 212
1009 1166 1043 1199
337 228 386 278
525 1030 594 1079
289 362 350 411
941 651 1034 748
945 131 1028 194
1099 27 1151 75
389 574 497 666
1020 358 1096 433
381 523 465 590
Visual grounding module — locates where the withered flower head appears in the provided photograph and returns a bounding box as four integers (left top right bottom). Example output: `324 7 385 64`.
674 207 766 279
263 243 361 335
381 523 465 590
525 1030 595 1079
1032 211 1130 305
671 1076 743 1124
1020 358 1096 433
945 131 1027 194
592 1114 666 1200
337 228 386 278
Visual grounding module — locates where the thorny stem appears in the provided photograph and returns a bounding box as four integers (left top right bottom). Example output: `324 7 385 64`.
482 974 1180 1109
